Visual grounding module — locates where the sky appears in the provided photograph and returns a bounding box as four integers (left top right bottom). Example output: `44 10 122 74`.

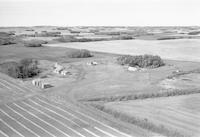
0 0 200 26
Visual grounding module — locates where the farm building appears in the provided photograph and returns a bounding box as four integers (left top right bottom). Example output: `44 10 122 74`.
87 61 98 66
53 62 70 76
128 67 138 72
61 70 69 75
54 63 64 74
32 79 51 89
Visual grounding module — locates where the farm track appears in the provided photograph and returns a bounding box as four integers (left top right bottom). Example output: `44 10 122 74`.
0 78 140 137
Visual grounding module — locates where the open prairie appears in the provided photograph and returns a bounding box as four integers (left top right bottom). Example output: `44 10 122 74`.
45 39 200 62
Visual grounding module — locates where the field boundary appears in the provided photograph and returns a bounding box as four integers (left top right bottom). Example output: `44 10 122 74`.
81 89 200 102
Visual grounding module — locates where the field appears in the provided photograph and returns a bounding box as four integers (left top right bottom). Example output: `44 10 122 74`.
0 71 149 137
104 94 200 137
45 39 200 62
0 95 137 137
1 26 200 137
0 44 152 137
45 36 200 136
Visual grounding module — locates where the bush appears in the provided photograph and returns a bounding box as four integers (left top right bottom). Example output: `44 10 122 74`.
111 35 134 40
0 59 40 78
157 37 178 40
56 27 69 30
68 49 93 58
56 36 106 43
95 31 121 35
0 32 16 45
188 31 200 35
0 62 20 78
56 36 77 43
75 38 95 42
117 54 164 68
119 35 134 40
0 38 16 45
23 40 47 47
34 31 61 37
26 29 34 31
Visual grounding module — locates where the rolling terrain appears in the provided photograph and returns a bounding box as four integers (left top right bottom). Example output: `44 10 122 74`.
1 26 200 137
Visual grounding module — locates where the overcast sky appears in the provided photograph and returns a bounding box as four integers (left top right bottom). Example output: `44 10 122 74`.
0 0 200 26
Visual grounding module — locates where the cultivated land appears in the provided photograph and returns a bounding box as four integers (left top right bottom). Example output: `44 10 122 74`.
0 26 200 137
104 94 200 137
45 39 200 62
0 44 152 137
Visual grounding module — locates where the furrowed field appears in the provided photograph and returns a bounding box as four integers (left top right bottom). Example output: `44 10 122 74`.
104 94 200 137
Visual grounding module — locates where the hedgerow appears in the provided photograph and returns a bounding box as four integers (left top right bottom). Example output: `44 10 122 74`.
83 89 200 102
68 49 93 58
23 40 47 47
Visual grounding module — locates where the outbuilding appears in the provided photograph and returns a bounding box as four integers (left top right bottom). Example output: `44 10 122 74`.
128 67 138 72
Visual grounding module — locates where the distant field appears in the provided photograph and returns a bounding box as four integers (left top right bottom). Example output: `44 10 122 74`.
0 44 112 64
104 94 200 137
22 37 57 41
45 39 200 62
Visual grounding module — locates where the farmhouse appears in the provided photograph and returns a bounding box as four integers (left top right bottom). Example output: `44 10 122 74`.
53 62 64 74
53 62 70 76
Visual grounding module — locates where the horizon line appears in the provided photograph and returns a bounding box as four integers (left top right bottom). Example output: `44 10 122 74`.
0 25 199 28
